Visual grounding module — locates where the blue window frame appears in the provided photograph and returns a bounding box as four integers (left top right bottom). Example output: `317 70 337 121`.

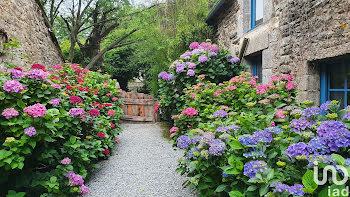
251 0 264 29
252 54 262 83
320 58 350 108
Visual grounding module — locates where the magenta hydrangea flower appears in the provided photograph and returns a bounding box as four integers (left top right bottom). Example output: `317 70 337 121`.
198 55 208 63
2 108 19 119
24 103 47 118
66 172 84 186
27 69 48 80
170 127 178 133
61 157 71 165
189 42 199 50
181 107 198 116
187 69 195 76
80 184 89 195
52 84 61 89
24 126 36 137
186 62 196 69
50 98 61 106
3 80 24 93
69 108 85 116
8 69 25 79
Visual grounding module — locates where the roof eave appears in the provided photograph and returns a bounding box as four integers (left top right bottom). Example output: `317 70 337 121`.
206 0 226 25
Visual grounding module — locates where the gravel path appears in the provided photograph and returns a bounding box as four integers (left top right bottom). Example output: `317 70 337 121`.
86 123 197 197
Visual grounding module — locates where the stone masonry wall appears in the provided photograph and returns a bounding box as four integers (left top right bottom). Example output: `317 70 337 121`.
215 1 240 49
0 0 64 68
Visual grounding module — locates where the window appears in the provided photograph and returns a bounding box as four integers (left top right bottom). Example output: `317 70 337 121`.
251 0 264 29
251 53 262 83
320 57 350 108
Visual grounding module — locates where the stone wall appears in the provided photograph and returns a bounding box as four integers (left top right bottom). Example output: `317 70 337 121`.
212 0 350 105
0 0 64 68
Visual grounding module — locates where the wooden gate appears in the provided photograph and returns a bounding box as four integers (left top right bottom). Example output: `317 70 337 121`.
120 92 159 122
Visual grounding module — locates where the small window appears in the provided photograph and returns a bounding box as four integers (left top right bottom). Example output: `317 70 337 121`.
251 53 262 83
251 0 264 29
320 57 350 108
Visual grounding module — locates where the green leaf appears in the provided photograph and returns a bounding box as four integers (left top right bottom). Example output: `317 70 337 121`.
215 184 227 192
229 190 244 197
0 150 12 159
247 185 257 191
228 139 243 150
17 100 26 109
302 170 318 193
331 154 346 166
28 141 36 149
50 176 57 183
69 136 76 144
267 169 274 180
259 184 269 196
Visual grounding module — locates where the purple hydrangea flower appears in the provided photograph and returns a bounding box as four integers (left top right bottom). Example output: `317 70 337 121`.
343 111 350 121
177 135 191 149
50 98 61 106
209 52 217 57
180 52 192 60
252 130 273 143
3 80 24 93
303 107 321 118
192 135 202 144
69 108 85 116
243 160 267 178
228 125 240 131
192 48 204 55
70 174 84 186
316 120 350 151
158 71 168 79
285 142 310 159
209 44 220 53
2 108 19 119
198 55 208 63
24 126 36 137
307 137 330 154
27 69 48 80
213 110 228 118
8 69 25 79
186 62 196 69
238 135 257 146
227 56 240 64
270 182 289 193
265 127 283 134
186 147 198 158
288 184 305 196
189 42 199 50
320 101 331 111
289 118 313 133
187 69 195 76
216 126 229 132
345 158 350 167
201 132 215 144
208 139 226 156
80 184 89 195
176 63 185 73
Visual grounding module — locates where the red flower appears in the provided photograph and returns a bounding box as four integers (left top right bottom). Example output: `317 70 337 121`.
106 93 112 96
82 69 89 73
78 87 85 91
102 149 110 155
114 139 120 143
110 123 115 128
77 79 84 83
51 76 59 81
104 103 112 107
108 109 115 116
66 86 73 90
88 109 100 117
154 102 160 114
14 67 22 71
92 102 103 109
75 69 82 73
69 96 82 103
97 132 105 138
85 87 89 91
112 97 118 102
70 64 79 69
31 64 47 71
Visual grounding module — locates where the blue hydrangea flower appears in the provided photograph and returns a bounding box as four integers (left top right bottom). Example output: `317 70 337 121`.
216 126 229 132
343 111 350 121
270 183 305 196
265 127 283 134
177 135 191 149
303 107 321 118
345 158 350 167
192 135 202 144
290 118 314 133
316 120 350 151
176 63 185 73
213 110 228 118
285 142 310 159
243 160 267 178
243 150 266 159
186 147 199 158
320 101 331 111
219 133 230 141
252 130 273 143
238 135 257 146
200 132 215 144
270 182 289 193
307 137 330 154
228 125 240 131
208 139 226 156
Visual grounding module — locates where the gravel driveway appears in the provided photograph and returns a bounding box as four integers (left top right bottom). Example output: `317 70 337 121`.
86 123 197 197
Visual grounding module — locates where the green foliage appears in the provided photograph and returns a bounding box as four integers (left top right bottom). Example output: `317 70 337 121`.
60 40 84 64
0 63 123 196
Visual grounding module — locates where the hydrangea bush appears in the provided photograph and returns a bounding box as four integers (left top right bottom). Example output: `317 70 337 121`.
169 72 350 196
0 63 123 196
157 41 247 120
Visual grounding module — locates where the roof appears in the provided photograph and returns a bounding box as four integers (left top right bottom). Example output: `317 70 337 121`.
206 0 232 25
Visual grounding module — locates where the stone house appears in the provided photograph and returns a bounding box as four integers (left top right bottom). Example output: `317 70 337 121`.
0 0 63 68
207 0 350 107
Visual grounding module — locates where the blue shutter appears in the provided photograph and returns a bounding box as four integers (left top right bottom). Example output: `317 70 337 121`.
320 65 327 105
251 0 256 29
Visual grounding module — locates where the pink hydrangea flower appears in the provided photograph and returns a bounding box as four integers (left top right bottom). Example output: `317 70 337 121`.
256 85 267 94
53 65 63 70
286 81 295 90
187 69 195 76
198 74 205 79
198 55 208 63
247 80 256 86
171 115 180 119
24 103 47 118
170 127 178 133
266 83 276 89
270 75 278 82
214 90 222 97
80 184 89 195
275 109 286 119
52 84 61 89
190 94 196 99
61 157 71 165
225 86 237 91
24 126 36 137
69 108 85 116
50 98 61 106
112 97 118 102
2 108 19 119
181 108 198 116
3 80 24 93
108 109 115 116
70 64 79 69
189 42 199 50
230 77 239 83
27 69 48 80
170 133 175 138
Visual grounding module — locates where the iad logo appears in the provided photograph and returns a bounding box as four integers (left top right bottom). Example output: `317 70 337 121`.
313 161 349 185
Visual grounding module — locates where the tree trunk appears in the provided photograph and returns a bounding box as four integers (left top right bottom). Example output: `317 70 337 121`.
68 36 76 62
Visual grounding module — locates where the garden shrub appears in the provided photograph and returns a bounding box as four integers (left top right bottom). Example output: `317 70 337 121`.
0 63 123 196
170 72 350 196
157 41 247 121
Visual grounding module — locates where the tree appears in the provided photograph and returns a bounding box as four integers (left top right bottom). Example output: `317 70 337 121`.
40 0 65 26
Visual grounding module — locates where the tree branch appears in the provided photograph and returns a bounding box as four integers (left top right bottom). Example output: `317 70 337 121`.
61 16 72 32
86 29 138 69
